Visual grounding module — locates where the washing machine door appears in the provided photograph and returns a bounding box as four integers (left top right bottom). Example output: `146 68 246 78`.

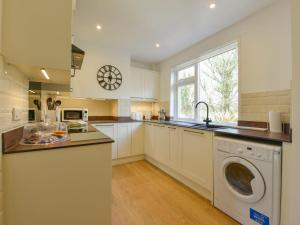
221 157 265 203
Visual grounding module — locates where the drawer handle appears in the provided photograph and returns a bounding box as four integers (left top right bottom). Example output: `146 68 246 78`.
154 124 165 128
168 127 176 130
184 129 205 135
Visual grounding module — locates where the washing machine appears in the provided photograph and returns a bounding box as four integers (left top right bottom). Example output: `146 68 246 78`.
214 137 282 225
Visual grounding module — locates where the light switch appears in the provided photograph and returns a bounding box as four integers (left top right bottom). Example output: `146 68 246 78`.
12 108 22 121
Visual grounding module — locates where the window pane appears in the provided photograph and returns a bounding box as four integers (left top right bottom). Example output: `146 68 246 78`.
178 66 195 80
198 49 238 123
178 84 195 119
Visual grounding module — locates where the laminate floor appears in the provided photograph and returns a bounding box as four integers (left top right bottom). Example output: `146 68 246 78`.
112 160 240 225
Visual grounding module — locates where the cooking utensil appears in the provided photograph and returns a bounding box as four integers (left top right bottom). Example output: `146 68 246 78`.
33 99 41 110
47 98 53 110
55 100 62 109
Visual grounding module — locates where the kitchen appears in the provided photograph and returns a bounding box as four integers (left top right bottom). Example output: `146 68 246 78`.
0 0 299 225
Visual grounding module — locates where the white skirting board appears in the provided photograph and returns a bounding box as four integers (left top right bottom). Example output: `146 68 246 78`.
145 156 213 202
112 155 145 166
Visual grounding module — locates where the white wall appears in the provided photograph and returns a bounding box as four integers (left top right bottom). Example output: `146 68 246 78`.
71 39 132 99
289 0 300 224
158 0 292 101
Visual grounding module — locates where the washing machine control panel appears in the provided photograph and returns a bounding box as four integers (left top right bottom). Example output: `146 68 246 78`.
215 139 275 162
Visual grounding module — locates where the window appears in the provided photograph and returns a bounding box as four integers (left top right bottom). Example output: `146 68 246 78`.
172 42 238 123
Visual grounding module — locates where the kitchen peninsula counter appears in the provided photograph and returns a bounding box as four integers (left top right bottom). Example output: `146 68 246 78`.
2 125 114 154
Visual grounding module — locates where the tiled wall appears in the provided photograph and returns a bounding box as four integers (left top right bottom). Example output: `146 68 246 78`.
130 101 156 115
0 55 29 225
0 56 29 132
240 90 291 123
36 95 115 117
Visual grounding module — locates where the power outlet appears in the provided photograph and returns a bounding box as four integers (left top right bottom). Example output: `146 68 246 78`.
12 108 22 121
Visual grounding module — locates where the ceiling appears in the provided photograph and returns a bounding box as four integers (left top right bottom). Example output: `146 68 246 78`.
73 0 278 65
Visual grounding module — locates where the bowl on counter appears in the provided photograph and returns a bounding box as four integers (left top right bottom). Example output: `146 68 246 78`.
20 122 69 145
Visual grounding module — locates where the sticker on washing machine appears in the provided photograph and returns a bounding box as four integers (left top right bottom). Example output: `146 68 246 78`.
250 208 270 225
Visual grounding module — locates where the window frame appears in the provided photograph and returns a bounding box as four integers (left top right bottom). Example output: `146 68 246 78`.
173 64 198 121
172 41 239 123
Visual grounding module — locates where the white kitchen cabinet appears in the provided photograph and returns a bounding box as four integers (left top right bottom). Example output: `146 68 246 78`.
180 128 213 191
153 124 169 164
117 123 132 158
2 0 72 70
93 124 118 159
130 67 144 99
131 122 144 156
168 126 180 170
144 123 154 158
130 67 160 100
144 70 160 100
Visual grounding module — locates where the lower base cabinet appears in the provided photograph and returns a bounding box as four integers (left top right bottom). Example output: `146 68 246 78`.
144 124 213 198
93 124 118 159
180 129 213 191
94 122 144 160
144 123 154 158
117 123 132 158
131 122 144 156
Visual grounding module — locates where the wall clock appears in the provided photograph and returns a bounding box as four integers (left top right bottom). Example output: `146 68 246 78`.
97 65 122 91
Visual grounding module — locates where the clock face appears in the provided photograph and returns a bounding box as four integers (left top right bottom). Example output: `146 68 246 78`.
97 65 122 91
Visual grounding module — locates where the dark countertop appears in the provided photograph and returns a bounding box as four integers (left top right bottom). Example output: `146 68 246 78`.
214 128 291 143
143 120 292 143
3 125 114 155
89 120 141 124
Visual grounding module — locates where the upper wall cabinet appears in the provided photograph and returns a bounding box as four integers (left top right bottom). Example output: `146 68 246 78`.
130 67 160 101
2 0 72 70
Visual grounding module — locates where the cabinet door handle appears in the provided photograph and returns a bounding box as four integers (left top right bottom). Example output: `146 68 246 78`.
184 129 205 135
168 127 176 130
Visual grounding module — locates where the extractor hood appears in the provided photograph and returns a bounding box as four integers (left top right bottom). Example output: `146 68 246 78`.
71 44 85 72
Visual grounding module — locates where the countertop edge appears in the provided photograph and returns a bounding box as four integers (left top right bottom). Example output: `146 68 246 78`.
3 138 114 155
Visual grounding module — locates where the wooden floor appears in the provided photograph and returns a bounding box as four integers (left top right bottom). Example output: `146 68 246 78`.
112 160 240 225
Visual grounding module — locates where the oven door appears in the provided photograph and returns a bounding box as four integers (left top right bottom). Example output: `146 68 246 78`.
62 110 83 121
220 157 265 203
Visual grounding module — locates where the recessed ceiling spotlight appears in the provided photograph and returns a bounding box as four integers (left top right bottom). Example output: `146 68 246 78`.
155 43 160 48
40 68 50 80
209 1 216 9
56 91 60 95
96 25 102 30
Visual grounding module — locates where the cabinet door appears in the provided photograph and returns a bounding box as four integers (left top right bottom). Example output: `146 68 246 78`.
144 123 154 158
131 123 144 156
180 129 213 191
117 124 132 159
130 67 144 99
168 126 180 170
3 0 72 70
153 124 169 164
143 70 159 100
93 124 117 160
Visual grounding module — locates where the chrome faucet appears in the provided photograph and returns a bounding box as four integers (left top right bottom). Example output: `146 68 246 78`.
195 101 212 127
